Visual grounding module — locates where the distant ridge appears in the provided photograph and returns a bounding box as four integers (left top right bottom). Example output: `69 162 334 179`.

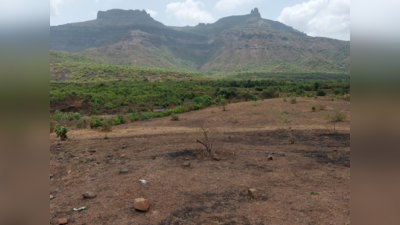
50 8 350 75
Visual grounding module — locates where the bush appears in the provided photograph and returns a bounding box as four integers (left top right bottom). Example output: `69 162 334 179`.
54 124 68 141
111 114 126 125
252 102 259 107
171 114 179 121
290 96 297 104
316 104 327 110
75 118 87 129
90 116 105 128
261 90 276 99
316 89 326 96
50 121 56 133
280 110 291 123
100 120 112 131
330 112 347 122
311 106 316 111
283 97 287 102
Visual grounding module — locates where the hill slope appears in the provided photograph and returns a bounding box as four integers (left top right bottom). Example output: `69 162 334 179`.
50 8 350 75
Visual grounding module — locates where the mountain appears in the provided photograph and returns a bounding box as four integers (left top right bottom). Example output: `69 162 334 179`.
50 8 350 75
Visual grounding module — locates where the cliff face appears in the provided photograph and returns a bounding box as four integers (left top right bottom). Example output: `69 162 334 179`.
50 8 350 74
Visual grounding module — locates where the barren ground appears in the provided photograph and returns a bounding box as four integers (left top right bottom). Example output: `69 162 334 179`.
50 97 350 225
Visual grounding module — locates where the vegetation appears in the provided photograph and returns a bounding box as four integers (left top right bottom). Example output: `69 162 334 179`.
171 114 179 121
280 110 291 123
311 106 316 111
54 124 68 141
329 112 347 122
290 96 297 104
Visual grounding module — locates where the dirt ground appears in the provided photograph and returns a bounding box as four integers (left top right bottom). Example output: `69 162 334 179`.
50 97 350 225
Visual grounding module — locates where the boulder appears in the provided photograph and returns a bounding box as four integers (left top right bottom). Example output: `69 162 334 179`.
82 191 96 199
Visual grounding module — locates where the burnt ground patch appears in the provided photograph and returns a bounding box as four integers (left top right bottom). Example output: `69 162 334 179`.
159 191 268 225
168 149 202 159
224 130 350 148
296 150 350 167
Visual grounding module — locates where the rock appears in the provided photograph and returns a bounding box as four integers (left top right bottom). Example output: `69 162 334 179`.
268 155 274 160
134 198 150 211
58 218 68 224
114 148 118 151
248 188 259 199
122 145 127 149
120 154 126 158
50 195 55 200
82 191 97 199
50 174 53 179
182 162 191 167
52 189 61 193
57 142 61 146
151 156 156 160
119 168 129 174
88 149 96 153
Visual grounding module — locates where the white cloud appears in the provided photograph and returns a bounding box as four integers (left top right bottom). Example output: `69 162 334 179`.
50 0 63 18
146 9 158 17
215 0 260 11
166 0 214 25
277 0 350 40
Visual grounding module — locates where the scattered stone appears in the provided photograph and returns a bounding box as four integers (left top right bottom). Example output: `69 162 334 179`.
87 158 95 162
212 156 220 161
67 170 72 174
58 218 68 224
268 155 274 160
88 149 96 153
50 195 55 200
122 145 127 149
182 162 191 167
114 148 118 151
333 149 338 152
52 189 61 193
185 157 189 160
248 188 259 199
134 198 150 211
82 191 96 199
120 154 126 158
151 156 156 160
57 142 61 146
50 174 53 179
119 168 129 174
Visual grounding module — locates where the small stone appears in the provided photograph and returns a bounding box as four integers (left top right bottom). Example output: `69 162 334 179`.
122 145 127 149
50 174 53 178
248 188 259 199
182 162 191 167
151 156 156 160
67 170 72 174
120 154 126 158
57 142 61 146
88 149 96 153
52 189 61 193
82 191 96 199
185 157 189 160
58 218 68 224
114 148 118 151
50 195 55 200
134 198 150 211
268 155 274 160
119 168 128 174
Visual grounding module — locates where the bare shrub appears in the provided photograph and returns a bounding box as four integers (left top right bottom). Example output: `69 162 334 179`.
100 120 112 132
196 125 216 157
316 104 327 110
171 114 179 121
75 118 88 129
330 112 347 122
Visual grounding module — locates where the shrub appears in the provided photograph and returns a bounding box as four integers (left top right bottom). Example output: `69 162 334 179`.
252 102 259 107
311 106 316 111
171 114 179 121
316 89 326 96
283 97 287 102
54 124 68 141
90 116 105 128
100 120 112 132
316 104 327 110
129 113 140 122
290 96 297 104
255 87 263 91
330 112 347 122
104 134 109 139
75 118 87 129
280 110 291 123
261 90 276 99
111 114 126 125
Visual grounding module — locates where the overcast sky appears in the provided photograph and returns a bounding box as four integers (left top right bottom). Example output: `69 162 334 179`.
50 0 350 41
